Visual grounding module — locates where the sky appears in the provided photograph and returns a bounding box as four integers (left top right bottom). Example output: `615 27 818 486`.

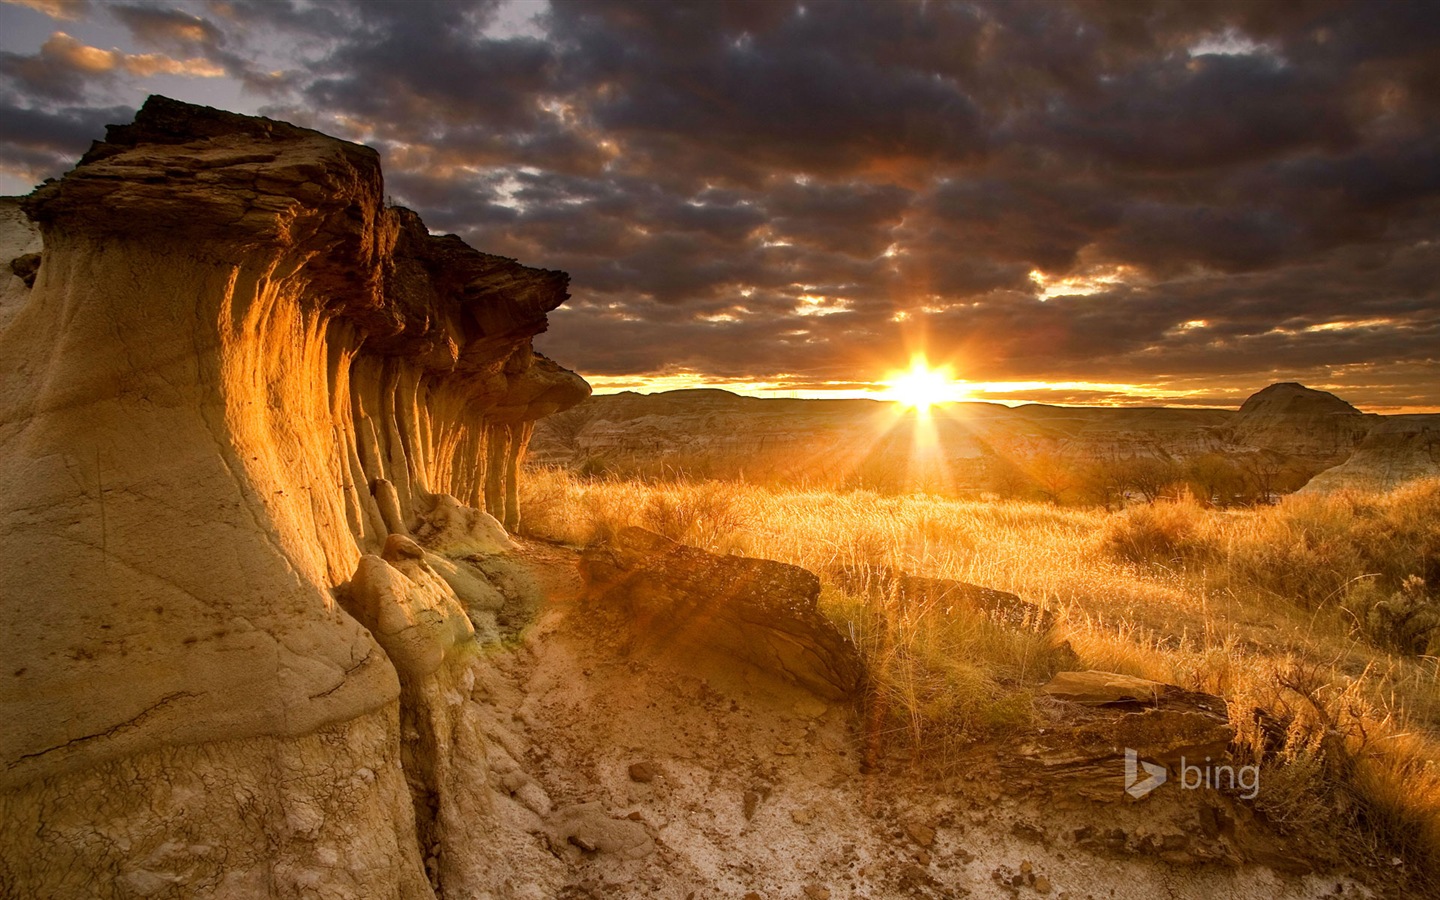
2 0 1438 412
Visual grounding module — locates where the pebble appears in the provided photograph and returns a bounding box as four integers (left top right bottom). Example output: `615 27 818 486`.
628 762 656 783
743 791 761 820
906 823 936 848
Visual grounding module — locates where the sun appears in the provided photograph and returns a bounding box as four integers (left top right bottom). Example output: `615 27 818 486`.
882 355 961 413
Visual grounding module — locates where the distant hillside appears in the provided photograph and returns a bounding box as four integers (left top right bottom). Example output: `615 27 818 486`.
532 383 1439 499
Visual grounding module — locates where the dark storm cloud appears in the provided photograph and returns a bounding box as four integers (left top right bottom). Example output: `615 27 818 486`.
110 4 222 49
304 1 556 133
0 101 127 183
107 3 281 92
2 0 1438 406
1035 53 1356 172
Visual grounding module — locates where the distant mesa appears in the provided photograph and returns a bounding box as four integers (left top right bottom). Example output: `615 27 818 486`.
1230 382 1373 461
1235 382 1364 418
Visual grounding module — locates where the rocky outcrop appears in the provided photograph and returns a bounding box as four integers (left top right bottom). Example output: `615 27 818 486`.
579 527 865 700
1015 672 1234 800
0 97 586 897
1228 382 1373 459
1042 670 1172 706
1300 415 1440 493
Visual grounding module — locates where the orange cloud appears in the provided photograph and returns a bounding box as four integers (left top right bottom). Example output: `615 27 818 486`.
40 32 224 78
3 0 89 22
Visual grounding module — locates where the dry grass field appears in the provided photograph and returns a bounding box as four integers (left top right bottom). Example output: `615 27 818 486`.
522 468 1440 883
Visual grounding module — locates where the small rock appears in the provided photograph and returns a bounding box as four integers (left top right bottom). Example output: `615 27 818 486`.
549 802 654 859
906 822 936 848
915 850 932 866
791 807 814 825
628 762 657 783
1034 874 1052 894
381 533 426 562
1041 670 1167 706
743 791 762 820
803 886 831 900
1020 861 1033 875
794 696 829 719
743 893 762 900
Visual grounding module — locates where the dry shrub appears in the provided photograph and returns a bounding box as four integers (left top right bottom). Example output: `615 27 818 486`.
640 480 745 552
1099 496 1207 566
827 581 1072 756
1097 479 1440 625
1230 659 1440 889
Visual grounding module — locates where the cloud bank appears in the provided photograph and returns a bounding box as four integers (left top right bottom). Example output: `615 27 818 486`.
1 0 1437 409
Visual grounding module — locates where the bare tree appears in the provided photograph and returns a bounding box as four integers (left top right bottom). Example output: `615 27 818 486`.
1029 452 1078 505
1185 453 1243 506
1240 451 1286 504
1123 457 1181 503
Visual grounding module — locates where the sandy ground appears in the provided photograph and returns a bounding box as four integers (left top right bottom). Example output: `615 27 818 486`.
468 539 1377 899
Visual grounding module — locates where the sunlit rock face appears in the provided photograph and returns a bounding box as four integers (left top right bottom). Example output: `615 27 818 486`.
1300 415 1440 493
0 96 586 897
1228 382 1374 460
580 527 865 700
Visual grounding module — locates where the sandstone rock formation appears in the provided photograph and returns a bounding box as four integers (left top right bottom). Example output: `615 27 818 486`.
1227 382 1373 460
0 197 40 333
1017 672 1234 800
579 527 865 700
1042 670 1171 706
1300 414 1440 493
0 97 587 898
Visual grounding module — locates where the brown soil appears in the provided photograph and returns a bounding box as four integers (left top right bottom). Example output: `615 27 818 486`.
465 539 1382 899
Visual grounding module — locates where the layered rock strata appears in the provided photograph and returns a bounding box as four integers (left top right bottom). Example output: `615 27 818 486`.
0 96 587 897
579 527 866 700
1300 415 1440 493
1228 382 1373 460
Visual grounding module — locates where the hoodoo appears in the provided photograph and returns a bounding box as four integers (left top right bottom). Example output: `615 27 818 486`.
0 97 587 897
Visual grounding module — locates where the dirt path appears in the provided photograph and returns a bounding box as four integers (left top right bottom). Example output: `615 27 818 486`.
467 539 1372 899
